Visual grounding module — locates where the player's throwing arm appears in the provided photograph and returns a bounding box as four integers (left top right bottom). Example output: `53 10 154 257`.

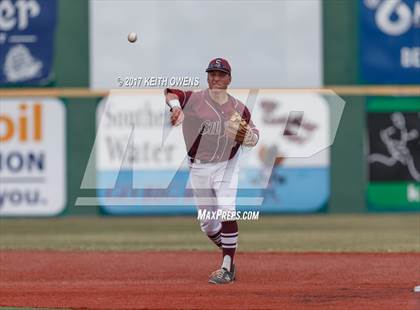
165 90 184 127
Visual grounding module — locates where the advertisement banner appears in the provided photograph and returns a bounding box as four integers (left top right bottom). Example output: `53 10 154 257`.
0 98 66 216
0 0 58 85
237 91 330 213
367 97 420 211
94 90 331 215
359 0 420 83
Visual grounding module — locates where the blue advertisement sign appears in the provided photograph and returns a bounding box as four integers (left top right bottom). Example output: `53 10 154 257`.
359 0 420 83
97 167 329 215
0 0 57 85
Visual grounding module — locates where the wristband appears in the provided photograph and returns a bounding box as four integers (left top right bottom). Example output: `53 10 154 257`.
167 99 181 111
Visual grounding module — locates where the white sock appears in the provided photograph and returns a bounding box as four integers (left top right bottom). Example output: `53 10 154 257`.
221 255 232 271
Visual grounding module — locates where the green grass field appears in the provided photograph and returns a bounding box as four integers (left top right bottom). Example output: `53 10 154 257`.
1 214 418 252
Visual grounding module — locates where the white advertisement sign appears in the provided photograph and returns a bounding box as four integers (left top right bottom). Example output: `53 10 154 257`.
89 89 332 190
84 89 337 214
96 92 186 171
244 91 330 168
95 91 329 171
0 98 66 216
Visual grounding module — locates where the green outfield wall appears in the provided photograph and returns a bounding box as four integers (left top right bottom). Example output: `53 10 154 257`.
56 1 410 214
324 1 365 213
65 98 98 215
2 1 416 216
55 0 93 215
55 0 89 87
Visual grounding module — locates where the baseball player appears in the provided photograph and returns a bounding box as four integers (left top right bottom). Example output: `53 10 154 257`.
164 58 259 284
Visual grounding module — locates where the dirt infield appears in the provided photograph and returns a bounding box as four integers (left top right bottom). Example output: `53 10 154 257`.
0 251 419 309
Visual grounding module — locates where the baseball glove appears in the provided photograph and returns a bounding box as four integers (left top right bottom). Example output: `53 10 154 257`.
225 112 253 144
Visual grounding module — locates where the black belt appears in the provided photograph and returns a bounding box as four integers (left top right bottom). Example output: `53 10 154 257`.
189 157 219 164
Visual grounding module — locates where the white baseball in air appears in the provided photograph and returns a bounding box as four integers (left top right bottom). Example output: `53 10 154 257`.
128 32 137 43
414 285 420 293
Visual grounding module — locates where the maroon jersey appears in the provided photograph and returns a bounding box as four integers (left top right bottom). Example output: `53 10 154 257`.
166 88 259 162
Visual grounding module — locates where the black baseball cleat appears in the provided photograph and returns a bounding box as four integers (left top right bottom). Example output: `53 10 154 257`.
208 264 236 284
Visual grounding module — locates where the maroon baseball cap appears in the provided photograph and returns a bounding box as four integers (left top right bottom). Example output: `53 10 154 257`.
206 58 231 75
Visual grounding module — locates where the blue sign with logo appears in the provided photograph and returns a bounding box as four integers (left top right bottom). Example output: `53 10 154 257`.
0 0 57 85
359 0 420 83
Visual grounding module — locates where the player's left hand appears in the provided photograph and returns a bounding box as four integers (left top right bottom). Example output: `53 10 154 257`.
225 112 251 143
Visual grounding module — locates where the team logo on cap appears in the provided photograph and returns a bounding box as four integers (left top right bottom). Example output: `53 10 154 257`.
212 59 224 69
206 58 231 73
